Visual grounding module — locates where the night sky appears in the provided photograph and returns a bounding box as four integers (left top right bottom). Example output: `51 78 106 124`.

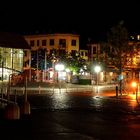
0 1 139 47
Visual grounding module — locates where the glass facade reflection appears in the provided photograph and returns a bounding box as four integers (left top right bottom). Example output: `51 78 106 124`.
0 47 23 80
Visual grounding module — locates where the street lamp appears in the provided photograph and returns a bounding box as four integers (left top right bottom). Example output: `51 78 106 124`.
55 63 65 82
55 63 65 93
94 65 101 93
131 81 138 100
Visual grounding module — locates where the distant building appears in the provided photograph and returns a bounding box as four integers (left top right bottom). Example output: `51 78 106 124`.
87 43 108 83
79 49 88 61
87 35 140 84
87 43 104 62
23 33 79 82
24 33 79 69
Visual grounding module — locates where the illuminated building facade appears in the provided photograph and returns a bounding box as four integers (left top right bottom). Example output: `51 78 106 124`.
24 33 79 69
87 35 140 84
0 48 24 80
79 50 88 61
0 32 30 81
23 34 79 81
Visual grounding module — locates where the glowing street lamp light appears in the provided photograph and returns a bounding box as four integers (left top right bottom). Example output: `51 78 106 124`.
55 63 65 82
55 64 65 72
54 63 65 93
94 65 101 73
94 65 101 93
131 81 138 100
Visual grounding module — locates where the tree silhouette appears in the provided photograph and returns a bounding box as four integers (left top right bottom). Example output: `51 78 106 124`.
105 21 131 95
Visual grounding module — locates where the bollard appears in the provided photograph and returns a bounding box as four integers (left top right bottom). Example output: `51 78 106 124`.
20 77 31 119
116 86 118 98
20 101 31 117
4 103 20 120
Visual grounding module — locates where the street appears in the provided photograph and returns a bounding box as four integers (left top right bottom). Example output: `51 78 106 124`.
1 84 140 140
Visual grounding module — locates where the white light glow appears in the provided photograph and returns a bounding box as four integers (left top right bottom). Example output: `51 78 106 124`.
94 65 101 73
50 71 53 78
55 64 65 71
65 68 70 72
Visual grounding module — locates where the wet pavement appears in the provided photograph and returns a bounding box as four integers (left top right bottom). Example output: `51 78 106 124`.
1 86 140 140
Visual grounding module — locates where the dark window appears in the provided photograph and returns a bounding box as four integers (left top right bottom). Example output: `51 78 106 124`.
37 40 39 46
71 40 76 46
59 39 66 47
81 52 84 56
31 51 37 63
93 47 96 54
30 40 34 46
58 49 66 55
85 52 88 56
50 39 54 46
71 50 76 56
42 40 46 46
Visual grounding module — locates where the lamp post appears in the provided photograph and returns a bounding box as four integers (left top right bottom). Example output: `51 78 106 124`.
44 49 47 82
29 50 31 82
94 65 101 93
36 49 39 82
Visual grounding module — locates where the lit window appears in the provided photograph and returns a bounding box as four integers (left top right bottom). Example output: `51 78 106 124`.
137 35 140 40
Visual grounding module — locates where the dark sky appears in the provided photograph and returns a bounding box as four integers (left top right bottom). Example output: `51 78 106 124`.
0 1 139 44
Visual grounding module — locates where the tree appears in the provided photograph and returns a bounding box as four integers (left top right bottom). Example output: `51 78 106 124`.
104 21 131 95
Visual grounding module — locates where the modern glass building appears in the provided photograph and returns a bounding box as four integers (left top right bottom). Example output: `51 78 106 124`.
0 32 30 81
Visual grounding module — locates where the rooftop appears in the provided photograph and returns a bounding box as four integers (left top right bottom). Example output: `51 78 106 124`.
0 32 30 49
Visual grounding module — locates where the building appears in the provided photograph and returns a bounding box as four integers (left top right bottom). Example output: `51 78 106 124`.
87 43 108 83
0 32 30 81
87 43 104 62
79 49 88 61
87 35 140 84
23 33 79 81
24 33 79 67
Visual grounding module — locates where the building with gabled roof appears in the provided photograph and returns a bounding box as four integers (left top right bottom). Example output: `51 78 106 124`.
0 32 30 81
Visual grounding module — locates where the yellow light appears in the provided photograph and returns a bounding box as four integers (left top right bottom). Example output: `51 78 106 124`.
131 81 137 88
129 94 136 100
